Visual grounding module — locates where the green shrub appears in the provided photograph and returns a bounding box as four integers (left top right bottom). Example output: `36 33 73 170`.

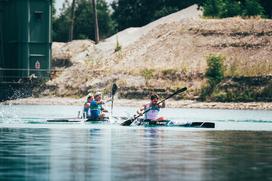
114 36 122 52
161 69 179 80
212 89 256 102
162 69 178 76
200 54 225 100
141 69 155 80
206 54 225 85
260 84 272 101
199 82 215 101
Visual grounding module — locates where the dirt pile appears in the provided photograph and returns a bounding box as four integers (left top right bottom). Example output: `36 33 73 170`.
47 5 272 100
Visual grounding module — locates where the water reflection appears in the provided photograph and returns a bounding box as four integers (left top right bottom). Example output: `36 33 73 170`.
203 131 272 181
0 128 50 180
0 127 272 181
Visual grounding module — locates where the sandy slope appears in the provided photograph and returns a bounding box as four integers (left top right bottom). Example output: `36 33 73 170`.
50 5 272 98
96 5 202 54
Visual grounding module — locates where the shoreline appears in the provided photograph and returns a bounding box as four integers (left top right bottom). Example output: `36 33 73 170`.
1 97 272 110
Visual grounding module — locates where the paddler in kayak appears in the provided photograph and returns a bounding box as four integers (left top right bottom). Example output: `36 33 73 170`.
137 94 166 121
83 94 94 118
89 92 109 120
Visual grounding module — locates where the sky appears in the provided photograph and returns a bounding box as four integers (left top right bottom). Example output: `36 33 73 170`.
55 1 64 13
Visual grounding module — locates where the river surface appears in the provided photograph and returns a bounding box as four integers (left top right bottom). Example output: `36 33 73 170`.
0 105 272 181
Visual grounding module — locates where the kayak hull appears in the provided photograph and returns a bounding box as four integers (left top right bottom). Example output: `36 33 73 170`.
46 118 215 128
47 118 109 123
138 119 215 128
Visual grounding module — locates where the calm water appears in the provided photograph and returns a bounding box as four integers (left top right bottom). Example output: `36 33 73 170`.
0 105 272 181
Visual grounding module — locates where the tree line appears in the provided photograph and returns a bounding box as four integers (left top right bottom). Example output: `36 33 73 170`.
52 0 272 42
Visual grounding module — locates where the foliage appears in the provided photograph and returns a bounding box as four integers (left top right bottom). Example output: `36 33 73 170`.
114 36 122 52
203 0 222 17
161 69 180 80
201 76 272 102
211 88 256 102
260 84 272 101
111 0 200 31
162 69 178 76
200 54 225 100
141 69 155 80
153 6 179 20
242 0 264 16
220 0 241 18
52 7 70 41
259 0 272 18
211 85 272 102
205 54 225 84
203 0 266 18
52 0 271 42
52 0 56 17
53 0 115 42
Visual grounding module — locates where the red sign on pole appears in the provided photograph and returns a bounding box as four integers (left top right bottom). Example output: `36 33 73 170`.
35 60 40 70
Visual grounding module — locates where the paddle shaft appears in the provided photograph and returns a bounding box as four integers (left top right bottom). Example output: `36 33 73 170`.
130 87 187 122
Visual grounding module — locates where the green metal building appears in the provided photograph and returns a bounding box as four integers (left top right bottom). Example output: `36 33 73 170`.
0 0 51 100
0 0 51 82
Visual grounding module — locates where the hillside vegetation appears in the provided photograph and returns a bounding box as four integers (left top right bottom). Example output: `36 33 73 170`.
46 5 272 101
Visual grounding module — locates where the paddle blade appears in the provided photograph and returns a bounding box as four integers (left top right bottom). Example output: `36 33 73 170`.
163 87 187 101
111 83 118 96
111 83 118 115
175 87 187 95
121 119 134 126
191 122 215 128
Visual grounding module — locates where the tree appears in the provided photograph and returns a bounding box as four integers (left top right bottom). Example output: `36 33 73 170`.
53 0 114 42
259 0 272 18
219 0 241 18
111 0 200 31
203 0 241 18
243 0 264 17
52 0 72 41
52 0 56 17
203 0 222 17
202 0 267 18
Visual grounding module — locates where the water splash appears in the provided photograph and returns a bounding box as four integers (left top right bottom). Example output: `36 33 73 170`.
0 103 22 124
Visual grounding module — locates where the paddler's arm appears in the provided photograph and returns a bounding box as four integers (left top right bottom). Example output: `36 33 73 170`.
96 100 105 104
84 103 90 108
105 97 112 103
101 106 108 112
159 101 165 108
97 98 112 104
137 105 146 116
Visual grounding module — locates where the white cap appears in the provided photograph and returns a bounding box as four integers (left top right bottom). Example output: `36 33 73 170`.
95 92 102 97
